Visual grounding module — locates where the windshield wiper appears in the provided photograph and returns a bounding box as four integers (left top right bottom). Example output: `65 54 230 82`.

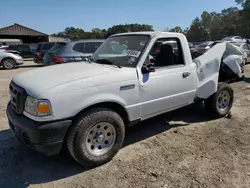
96 59 122 68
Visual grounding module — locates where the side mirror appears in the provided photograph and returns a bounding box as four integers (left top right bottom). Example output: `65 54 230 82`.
142 55 155 73
142 63 155 74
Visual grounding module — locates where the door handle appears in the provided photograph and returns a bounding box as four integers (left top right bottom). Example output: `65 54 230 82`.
182 72 190 78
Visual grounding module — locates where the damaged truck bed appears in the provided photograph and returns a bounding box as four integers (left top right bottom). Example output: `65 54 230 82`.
194 41 244 99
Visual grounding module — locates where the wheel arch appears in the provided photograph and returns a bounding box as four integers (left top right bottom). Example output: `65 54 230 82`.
0 57 16 66
73 101 130 127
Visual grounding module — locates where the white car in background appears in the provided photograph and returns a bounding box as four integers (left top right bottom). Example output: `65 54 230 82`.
0 51 23 69
231 42 250 63
222 36 246 43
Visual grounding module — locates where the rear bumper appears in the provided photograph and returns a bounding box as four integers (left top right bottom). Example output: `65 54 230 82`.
6 102 72 155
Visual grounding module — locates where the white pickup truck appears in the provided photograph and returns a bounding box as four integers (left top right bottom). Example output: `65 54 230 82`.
7 32 243 167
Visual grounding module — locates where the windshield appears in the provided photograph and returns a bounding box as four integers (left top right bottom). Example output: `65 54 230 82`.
91 35 150 67
49 42 67 53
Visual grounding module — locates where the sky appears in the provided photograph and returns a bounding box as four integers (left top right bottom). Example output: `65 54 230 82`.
0 0 239 34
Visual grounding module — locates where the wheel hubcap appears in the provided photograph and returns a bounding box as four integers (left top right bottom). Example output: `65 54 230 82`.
216 90 230 111
85 122 116 156
3 59 15 69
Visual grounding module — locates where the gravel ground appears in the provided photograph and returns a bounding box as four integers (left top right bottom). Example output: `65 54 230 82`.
0 62 250 188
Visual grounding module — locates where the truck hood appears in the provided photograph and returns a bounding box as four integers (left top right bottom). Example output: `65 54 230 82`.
12 62 119 97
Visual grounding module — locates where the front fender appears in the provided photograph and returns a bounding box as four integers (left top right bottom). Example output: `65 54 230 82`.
73 93 128 116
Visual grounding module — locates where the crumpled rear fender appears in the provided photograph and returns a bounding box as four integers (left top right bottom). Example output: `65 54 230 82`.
193 42 243 99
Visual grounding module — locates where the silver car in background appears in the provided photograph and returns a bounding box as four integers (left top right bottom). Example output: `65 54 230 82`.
231 42 250 63
43 39 104 66
0 50 23 69
222 36 246 42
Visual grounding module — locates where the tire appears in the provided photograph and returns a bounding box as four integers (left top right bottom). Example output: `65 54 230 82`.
204 82 234 118
67 108 125 167
2 58 16 70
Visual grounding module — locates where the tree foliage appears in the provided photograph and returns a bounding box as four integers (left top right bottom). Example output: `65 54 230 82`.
53 24 154 40
54 1 250 42
183 0 250 41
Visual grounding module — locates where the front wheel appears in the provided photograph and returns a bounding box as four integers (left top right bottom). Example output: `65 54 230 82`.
2 58 16 69
67 108 125 167
204 82 234 118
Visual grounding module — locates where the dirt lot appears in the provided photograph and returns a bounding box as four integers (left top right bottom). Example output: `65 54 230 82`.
0 62 250 188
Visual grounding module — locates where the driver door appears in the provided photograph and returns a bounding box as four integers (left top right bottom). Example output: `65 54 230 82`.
138 37 197 119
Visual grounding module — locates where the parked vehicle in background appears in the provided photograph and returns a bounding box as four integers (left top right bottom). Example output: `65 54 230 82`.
0 45 21 56
231 42 250 63
0 50 23 69
5 44 35 59
7 32 245 167
195 41 214 55
0 39 22 45
34 42 56 64
43 39 104 66
29 44 38 54
188 42 199 59
222 36 246 42
188 42 195 52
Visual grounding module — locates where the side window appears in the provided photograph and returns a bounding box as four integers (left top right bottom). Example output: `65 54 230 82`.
72 43 84 53
235 36 242 40
42 43 55 50
19 45 30 51
148 38 184 67
84 42 102 53
9 45 18 50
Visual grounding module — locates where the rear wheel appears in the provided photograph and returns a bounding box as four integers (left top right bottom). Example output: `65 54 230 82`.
2 58 16 69
67 108 125 167
204 82 234 118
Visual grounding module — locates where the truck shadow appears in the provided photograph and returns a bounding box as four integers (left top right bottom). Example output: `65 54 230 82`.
0 103 214 188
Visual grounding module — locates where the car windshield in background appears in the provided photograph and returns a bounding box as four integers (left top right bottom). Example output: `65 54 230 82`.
91 35 150 67
49 42 67 53
199 42 212 47
223 37 233 41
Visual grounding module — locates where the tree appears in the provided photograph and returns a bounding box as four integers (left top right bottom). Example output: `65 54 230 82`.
53 1 250 42
169 26 183 33
236 0 250 37
186 17 205 41
53 24 154 40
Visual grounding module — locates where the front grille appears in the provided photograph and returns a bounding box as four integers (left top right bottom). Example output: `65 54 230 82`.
9 81 27 114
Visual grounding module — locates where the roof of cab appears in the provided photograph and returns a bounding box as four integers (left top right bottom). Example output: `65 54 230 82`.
111 31 185 38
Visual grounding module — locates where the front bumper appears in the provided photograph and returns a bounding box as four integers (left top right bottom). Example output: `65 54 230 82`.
16 58 23 65
6 102 72 155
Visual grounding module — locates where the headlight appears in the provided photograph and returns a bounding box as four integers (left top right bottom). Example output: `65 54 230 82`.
24 96 52 116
